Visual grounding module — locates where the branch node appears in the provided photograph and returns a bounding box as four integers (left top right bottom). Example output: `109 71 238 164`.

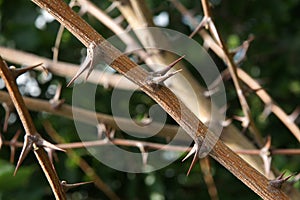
146 55 185 85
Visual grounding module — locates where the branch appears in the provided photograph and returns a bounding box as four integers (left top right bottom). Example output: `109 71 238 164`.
0 47 136 90
200 0 263 146
0 56 66 199
237 68 300 142
30 0 289 199
43 121 120 200
0 90 180 140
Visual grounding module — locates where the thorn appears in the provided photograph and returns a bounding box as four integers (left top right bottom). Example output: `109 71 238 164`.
97 123 107 139
61 180 93 192
260 136 272 177
35 137 65 152
145 55 184 86
67 59 91 87
231 34 255 65
220 118 232 127
10 63 44 78
67 43 96 87
14 134 35 176
147 69 182 85
203 87 220 97
289 172 300 184
260 103 272 120
189 16 211 38
2 101 15 132
10 129 22 163
136 143 148 166
49 83 65 109
269 171 296 188
182 144 199 176
233 115 250 128
288 107 300 122
152 55 185 77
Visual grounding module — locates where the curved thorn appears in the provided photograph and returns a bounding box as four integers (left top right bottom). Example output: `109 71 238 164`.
61 180 94 192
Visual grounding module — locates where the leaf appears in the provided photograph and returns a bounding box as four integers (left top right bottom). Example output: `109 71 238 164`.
0 159 35 191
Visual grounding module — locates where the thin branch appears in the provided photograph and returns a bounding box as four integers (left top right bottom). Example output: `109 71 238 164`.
43 121 120 200
237 68 300 142
0 56 66 199
200 0 263 146
0 47 136 90
200 158 219 200
0 90 181 139
30 0 289 199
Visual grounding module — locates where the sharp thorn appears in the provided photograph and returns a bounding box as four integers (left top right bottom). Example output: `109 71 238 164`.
10 63 43 78
182 144 199 175
182 144 197 162
67 59 91 87
61 180 93 192
269 171 295 188
36 137 65 152
14 134 34 176
2 101 15 132
187 151 198 176
154 55 185 76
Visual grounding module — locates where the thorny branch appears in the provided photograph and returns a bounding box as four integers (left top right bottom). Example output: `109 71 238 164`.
29 0 290 199
0 0 298 199
0 56 66 199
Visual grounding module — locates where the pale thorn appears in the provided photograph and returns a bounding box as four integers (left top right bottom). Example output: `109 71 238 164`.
189 16 211 38
147 69 182 85
288 107 300 122
37 137 65 152
137 142 148 166
220 119 232 127
14 134 34 176
67 57 91 87
182 143 198 162
260 104 272 120
260 136 272 177
182 144 199 175
67 42 96 87
97 123 107 139
49 83 65 109
61 180 93 192
151 55 185 77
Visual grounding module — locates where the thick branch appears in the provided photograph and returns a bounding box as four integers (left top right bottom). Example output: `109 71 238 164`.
30 0 289 199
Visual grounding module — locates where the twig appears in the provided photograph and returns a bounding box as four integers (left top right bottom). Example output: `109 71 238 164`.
43 121 120 200
4 138 300 156
0 47 137 90
200 0 263 146
236 68 300 142
200 158 219 200
0 56 66 199
30 0 289 199
0 90 181 140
